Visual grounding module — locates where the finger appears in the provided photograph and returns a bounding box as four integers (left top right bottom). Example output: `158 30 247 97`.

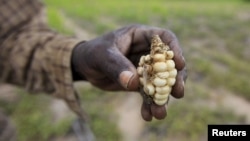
150 102 167 120
97 47 139 91
171 69 186 98
89 78 125 91
141 101 153 121
161 31 185 70
119 70 140 91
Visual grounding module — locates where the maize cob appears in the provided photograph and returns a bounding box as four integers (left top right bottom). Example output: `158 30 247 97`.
137 35 177 106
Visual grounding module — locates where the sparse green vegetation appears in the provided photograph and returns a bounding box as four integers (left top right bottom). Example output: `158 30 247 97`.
46 7 74 35
2 89 72 141
3 0 249 141
76 84 122 141
145 102 245 141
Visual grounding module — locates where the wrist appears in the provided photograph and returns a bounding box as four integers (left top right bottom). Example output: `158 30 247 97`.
71 41 87 81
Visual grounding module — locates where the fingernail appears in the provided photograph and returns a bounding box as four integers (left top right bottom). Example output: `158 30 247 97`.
182 56 185 62
119 71 134 90
182 80 185 88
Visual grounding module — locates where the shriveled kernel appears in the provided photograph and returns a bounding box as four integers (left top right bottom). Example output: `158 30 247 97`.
153 62 168 72
166 60 175 70
167 78 176 86
169 69 177 78
139 77 144 85
144 83 155 95
154 98 168 106
139 56 145 66
156 72 169 79
166 50 174 59
137 67 144 76
153 53 166 62
144 55 151 62
153 77 167 87
156 85 171 94
154 93 169 100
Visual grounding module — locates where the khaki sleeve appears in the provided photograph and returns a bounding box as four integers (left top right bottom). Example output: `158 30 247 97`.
0 0 87 119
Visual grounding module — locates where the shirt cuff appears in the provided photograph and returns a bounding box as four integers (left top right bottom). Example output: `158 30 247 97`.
46 37 87 119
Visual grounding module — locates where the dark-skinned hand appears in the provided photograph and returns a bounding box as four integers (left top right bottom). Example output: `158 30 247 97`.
71 24 187 121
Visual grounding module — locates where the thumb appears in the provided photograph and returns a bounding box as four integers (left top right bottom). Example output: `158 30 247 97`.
97 47 139 91
119 70 139 91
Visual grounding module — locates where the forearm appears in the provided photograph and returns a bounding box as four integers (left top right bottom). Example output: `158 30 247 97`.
0 24 87 119
0 24 81 95
0 0 87 119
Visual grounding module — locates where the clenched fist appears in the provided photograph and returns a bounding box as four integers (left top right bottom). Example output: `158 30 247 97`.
71 24 187 121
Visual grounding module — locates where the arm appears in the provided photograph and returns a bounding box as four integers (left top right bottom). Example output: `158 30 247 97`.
0 0 86 119
0 0 187 121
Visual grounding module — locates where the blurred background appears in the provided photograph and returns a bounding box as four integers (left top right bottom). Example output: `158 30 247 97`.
0 0 250 141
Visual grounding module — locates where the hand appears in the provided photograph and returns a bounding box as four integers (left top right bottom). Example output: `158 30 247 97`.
71 24 187 121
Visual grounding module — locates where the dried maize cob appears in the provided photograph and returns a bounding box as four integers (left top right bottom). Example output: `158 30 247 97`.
137 35 177 106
